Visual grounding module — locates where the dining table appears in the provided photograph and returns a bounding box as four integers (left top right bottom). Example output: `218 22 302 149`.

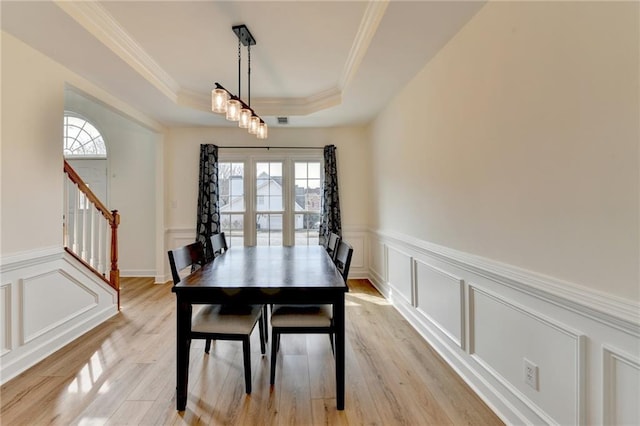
171 245 349 411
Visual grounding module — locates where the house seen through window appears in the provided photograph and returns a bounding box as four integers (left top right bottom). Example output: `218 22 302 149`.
219 156 322 247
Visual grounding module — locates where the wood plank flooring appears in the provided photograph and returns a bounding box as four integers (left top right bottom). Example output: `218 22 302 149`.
1 277 503 425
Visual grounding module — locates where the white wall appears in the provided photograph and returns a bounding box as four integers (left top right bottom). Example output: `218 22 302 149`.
163 126 370 280
367 2 639 424
65 89 161 276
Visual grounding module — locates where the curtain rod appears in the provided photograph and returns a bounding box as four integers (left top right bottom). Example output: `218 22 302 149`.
217 146 324 150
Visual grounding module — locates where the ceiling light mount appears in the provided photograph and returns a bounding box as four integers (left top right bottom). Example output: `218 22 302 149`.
232 24 256 47
212 24 267 139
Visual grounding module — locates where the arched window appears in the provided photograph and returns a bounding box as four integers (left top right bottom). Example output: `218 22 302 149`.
63 113 107 158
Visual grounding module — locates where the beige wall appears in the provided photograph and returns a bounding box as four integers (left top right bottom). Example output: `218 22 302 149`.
1 32 163 277
165 126 370 232
1 32 66 254
369 2 639 300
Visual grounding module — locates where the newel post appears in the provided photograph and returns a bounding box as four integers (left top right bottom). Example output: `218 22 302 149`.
110 209 121 310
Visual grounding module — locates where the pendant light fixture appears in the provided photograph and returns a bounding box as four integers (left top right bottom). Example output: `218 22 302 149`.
211 24 267 139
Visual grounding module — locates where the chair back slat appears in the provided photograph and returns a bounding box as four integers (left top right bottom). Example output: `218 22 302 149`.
211 232 228 257
168 241 205 284
326 232 341 261
334 240 353 282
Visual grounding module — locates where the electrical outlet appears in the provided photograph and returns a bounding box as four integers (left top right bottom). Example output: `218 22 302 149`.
524 358 539 391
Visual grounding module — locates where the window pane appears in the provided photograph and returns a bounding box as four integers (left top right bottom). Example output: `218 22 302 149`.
256 213 282 246
295 162 307 179
256 162 283 211
294 161 322 245
221 213 244 247
295 213 320 246
219 162 245 211
63 114 107 158
308 162 321 179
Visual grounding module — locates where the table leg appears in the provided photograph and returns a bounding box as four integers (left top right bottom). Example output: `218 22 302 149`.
334 295 345 410
176 299 192 411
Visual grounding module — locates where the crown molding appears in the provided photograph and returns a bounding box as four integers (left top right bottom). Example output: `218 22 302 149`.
55 0 387 121
339 0 389 90
54 0 180 102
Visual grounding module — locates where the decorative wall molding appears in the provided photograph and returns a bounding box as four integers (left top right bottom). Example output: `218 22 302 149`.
469 285 586 425
414 259 465 349
368 229 637 425
372 229 639 336
0 247 118 384
368 270 529 425
20 269 98 344
602 345 640 425
0 245 62 272
0 283 11 356
386 246 414 306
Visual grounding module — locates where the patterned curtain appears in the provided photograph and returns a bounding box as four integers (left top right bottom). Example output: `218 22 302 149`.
319 144 342 246
195 144 220 263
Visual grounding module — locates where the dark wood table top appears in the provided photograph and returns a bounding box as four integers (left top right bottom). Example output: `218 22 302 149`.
173 245 348 292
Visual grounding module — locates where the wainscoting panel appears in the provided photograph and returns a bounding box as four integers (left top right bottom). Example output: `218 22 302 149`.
414 260 464 349
369 236 386 284
0 247 117 384
368 229 639 425
20 269 98 344
386 246 413 306
603 346 640 425
1 283 11 356
470 286 584 425
341 227 368 279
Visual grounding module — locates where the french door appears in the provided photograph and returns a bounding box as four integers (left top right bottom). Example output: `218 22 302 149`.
219 153 322 247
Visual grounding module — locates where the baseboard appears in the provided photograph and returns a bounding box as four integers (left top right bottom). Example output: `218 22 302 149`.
120 269 156 277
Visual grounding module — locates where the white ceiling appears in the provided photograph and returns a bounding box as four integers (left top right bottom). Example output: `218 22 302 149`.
1 1 485 129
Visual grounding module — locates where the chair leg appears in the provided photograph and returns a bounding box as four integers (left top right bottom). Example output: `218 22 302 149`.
258 316 266 355
329 332 335 355
242 337 252 394
205 338 212 354
262 305 269 343
270 331 279 385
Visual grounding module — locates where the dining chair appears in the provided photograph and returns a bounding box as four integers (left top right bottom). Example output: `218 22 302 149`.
333 240 354 281
168 240 266 394
269 240 354 385
211 232 269 344
211 231 228 257
326 232 341 261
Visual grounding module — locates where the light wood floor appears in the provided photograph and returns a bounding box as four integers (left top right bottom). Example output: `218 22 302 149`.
1 277 503 425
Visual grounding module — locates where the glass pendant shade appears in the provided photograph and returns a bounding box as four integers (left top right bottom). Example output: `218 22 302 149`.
248 116 260 135
213 25 267 138
212 88 229 113
239 108 252 128
257 122 268 139
226 99 241 121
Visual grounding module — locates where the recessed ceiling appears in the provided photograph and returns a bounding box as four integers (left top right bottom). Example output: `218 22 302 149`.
1 1 485 128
